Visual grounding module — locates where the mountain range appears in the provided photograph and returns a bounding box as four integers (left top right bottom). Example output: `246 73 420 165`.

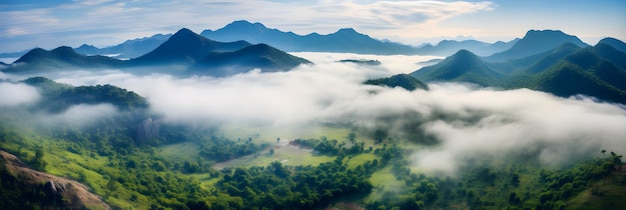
201 20 418 55
0 20 538 58
410 34 626 104
2 28 311 77
74 33 172 59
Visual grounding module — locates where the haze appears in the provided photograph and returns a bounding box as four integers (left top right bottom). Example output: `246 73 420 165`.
3 53 625 174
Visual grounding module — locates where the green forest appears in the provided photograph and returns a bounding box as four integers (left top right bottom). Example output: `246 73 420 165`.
1 78 625 210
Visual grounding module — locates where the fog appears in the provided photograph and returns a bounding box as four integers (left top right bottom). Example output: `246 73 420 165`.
0 82 40 106
2 52 625 173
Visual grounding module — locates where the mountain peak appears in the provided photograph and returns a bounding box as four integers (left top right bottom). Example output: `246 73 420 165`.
221 20 269 32
486 29 589 62
598 37 626 52
172 28 197 37
337 28 358 33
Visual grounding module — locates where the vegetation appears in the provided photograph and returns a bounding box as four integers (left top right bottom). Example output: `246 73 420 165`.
1 77 624 209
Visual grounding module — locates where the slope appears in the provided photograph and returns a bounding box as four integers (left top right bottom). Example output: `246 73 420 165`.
129 28 251 66
486 30 589 62
0 150 110 209
598 37 626 53
410 49 504 86
191 43 312 77
529 60 626 104
2 47 123 73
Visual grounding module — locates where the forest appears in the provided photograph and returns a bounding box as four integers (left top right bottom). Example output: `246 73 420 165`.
0 78 625 210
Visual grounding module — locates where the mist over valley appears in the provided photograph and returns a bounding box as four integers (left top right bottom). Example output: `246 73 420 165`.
1 2 626 208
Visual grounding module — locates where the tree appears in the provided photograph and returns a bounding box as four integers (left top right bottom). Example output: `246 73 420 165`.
348 132 356 144
269 149 274 156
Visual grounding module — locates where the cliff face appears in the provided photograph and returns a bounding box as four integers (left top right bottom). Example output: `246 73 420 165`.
0 150 110 209
135 118 160 144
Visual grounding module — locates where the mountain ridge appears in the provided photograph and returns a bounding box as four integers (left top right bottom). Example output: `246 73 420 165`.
486 30 589 62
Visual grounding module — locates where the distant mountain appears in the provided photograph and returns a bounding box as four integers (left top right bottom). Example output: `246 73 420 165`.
597 37 626 52
191 44 312 77
201 20 417 55
337 59 381 66
0 49 30 58
486 30 589 62
75 34 172 59
410 50 504 86
129 28 252 66
3 46 123 73
2 28 309 77
364 74 428 91
410 43 626 104
415 39 519 57
74 44 101 55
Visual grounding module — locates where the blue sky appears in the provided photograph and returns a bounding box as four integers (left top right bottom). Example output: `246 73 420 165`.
1 0 625 53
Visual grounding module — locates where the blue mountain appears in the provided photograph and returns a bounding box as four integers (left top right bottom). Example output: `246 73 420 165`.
486 30 589 62
74 34 172 59
597 37 626 53
415 39 518 56
200 20 417 55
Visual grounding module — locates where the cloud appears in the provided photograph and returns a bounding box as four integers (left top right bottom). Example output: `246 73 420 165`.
7 52 626 174
0 0 495 52
0 82 40 106
411 84 626 173
39 103 119 128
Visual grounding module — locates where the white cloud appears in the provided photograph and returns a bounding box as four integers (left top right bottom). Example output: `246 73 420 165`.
39 103 119 128
0 82 41 106
6 52 626 173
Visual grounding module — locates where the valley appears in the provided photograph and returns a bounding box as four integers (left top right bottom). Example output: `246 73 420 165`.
1 5 626 209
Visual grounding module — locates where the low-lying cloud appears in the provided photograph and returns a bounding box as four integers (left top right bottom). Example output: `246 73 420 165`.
3 52 625 173
0 82 40 106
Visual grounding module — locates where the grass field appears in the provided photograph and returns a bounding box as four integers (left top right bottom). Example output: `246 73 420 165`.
567 172 626 210
157 142 202 162
366 166 407 202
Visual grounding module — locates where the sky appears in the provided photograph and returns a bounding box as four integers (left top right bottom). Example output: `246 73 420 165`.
1 0 625 53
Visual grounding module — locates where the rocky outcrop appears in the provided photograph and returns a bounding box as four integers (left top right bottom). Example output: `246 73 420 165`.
0 150 110 209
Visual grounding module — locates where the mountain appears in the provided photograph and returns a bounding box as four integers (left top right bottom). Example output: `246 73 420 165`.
411 42 626 104
364 74 429 91
415 39 519 56
75 34 172 59
410 49 504 86
2 46 122 73
191 43 312 77
129 28 252 66
201 20 417 55
597 37 626 52
529 60 626 104
74 44 101 55
22 77 148 112
486 30 589 62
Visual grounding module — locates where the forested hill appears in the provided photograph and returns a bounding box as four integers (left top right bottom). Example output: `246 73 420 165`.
22 77 148 112
411 42 626 104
